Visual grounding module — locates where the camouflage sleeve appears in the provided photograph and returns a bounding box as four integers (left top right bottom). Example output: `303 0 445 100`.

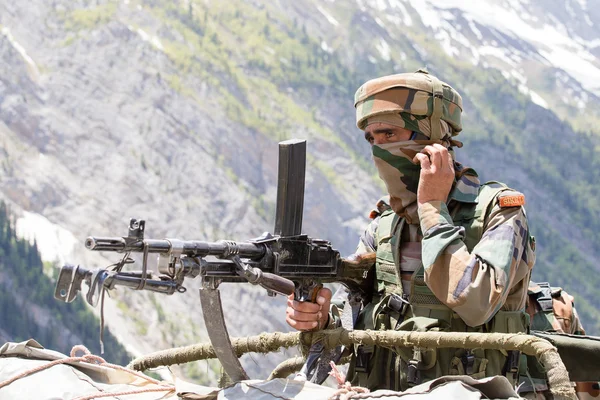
352 195 390 256
327 217 380 328
418 199 535 327
353 216 380 255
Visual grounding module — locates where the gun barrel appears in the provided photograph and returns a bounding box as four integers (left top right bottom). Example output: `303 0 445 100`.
85 236 266 259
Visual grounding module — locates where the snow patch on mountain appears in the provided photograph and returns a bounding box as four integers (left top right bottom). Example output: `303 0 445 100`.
317 5 339 27
128 26 164 51
1 27 39 82
410 0 600 95
376 38 391 61
15 212 79 265
388 0 413 26
499 68 548 108
528 90 549 108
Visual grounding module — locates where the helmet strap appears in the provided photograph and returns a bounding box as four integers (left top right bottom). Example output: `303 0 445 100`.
430 75 444 142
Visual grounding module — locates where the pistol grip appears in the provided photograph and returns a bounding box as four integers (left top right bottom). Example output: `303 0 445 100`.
295 282 323 303
310 283 323 303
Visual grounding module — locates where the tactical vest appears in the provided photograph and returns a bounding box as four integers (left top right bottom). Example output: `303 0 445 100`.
348 182 531 391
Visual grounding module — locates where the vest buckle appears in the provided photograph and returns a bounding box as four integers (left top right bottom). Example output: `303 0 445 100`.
354 345 373 373
407 360 422 385
534 282 554 312
462 351 475 375
502 350 520 381
408 348 423 385
386 293 410 316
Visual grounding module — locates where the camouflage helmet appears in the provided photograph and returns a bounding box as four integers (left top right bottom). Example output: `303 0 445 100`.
354 69 463 141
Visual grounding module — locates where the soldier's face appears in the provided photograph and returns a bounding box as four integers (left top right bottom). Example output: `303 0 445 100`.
364 122 413 146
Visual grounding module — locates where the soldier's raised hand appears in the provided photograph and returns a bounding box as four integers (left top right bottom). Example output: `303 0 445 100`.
285 287 332 331
413 144 455 205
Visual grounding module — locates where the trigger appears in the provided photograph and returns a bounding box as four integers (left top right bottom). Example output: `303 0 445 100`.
310 284 323 303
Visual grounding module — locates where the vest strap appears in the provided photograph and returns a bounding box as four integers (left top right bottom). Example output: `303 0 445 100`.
532 282 553 312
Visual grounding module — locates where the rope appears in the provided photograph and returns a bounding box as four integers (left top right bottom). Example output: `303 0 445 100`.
98 253 134 355
73 387 174 400
99 288 106 354
268 355 353 380
127 331 299 371
0 344 175 399
268 356 305 380
129 329 576 399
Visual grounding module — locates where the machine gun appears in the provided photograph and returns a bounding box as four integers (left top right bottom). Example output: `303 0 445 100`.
54 139 373 383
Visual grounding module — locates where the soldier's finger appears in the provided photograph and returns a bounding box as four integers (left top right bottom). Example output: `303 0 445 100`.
290 299 321 313
433 144 451 169
422 145 443 170
316 287 332 305
288 308 321 322
447 155 455 172
286 316 318 331
413 153 431 169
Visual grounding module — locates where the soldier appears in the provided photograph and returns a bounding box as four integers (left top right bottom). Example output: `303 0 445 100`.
285 70 536 390
526 282 597 399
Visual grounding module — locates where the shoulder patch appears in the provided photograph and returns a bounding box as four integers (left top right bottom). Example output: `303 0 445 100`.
498 191 525 208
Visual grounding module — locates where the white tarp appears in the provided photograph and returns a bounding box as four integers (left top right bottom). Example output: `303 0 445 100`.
0 340 522 400
213 376 521 400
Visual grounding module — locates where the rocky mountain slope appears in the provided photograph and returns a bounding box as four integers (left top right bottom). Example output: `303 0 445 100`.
1 0 599 381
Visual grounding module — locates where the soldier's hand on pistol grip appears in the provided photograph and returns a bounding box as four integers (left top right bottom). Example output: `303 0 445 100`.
285 287 332 331
413 143 455 205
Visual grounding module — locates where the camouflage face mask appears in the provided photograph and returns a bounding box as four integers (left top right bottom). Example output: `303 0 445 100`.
372 140 435 224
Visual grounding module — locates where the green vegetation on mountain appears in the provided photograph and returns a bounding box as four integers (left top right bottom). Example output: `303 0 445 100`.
62 3 117 31
0 202 130 365
135 0 376 175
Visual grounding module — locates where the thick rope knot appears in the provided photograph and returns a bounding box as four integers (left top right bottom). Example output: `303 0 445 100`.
310 327 346 350
328 361 370 400
298 331 313 357
70 345 107 365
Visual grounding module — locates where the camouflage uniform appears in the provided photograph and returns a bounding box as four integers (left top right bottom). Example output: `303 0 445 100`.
341 70 536 391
